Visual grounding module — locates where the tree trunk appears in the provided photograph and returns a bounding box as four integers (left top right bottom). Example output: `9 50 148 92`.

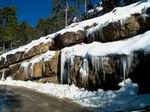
10 42 12 50
85 0 87 13
65 1 69 27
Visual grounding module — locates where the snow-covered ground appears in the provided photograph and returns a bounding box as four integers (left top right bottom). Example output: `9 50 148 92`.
0 78 150 112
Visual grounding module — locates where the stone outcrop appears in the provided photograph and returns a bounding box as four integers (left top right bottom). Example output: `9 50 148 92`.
43 51 60 78
0 42 52 69
53 31 85 49
59 28 150 92
0 51 60 84
61 49 150 92
87 13 150 43
81 7 104 21
53 9 150 48
62 54 127 90
129 51 150 94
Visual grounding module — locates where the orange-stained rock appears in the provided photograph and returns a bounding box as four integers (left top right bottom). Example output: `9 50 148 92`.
32 62 43 78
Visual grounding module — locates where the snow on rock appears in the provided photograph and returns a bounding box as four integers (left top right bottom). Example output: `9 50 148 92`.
20 50 56 70
10 50 59 81
61 30 150 58
0 35 54 60
0 78 150 112
57 1 150 36
46 1 150 38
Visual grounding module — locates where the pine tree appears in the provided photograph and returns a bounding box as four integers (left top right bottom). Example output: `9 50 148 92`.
52 0 66 15
51 0 77 31
0 7 17 51
124 0 138 5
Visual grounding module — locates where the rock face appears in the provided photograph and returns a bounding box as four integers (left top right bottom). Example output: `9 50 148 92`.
53 31 85 49
81 7 103 21
60 48 150 92
0 42 52 69
87 13 150 43
129 51 150 94
69 55 122 90
60 53 130 90
59 28 150 92
0 51 60 84
53 10 150 48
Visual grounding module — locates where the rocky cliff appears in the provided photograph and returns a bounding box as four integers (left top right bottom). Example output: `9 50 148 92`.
0 1 150 93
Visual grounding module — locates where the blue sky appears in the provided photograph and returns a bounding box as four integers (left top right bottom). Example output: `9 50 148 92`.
0 0 99 27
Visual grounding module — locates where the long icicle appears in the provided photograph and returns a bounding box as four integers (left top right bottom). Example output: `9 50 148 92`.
1 71 5 81
122 56 127 84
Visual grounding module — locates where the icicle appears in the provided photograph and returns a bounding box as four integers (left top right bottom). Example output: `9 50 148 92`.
142 6 148 22
121 56 128 84
67 56 71 84
120 54 134 84
144 45 150 55
120 19 125 29
28 63 33 80
79 58 89 78
91 57 96 74
100 57 109 81
60 49 72 84
60 51 67 84
95 57 100 74
20 62 31 79
1 71 5 81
